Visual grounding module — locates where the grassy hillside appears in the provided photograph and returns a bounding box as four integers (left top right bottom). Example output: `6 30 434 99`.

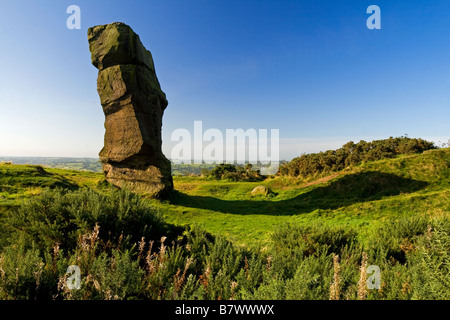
0 149 449 300
0 164 103 212
1 149 449 246
155 148 450 246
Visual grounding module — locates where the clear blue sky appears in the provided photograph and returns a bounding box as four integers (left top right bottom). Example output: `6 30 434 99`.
0 0 449 160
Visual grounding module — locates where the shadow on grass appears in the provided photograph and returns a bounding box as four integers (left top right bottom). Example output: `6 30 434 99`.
169 171 428 216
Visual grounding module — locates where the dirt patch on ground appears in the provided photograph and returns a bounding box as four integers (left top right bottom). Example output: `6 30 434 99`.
299 171 345 189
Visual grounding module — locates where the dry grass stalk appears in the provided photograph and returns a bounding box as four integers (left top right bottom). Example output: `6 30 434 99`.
79 223 100 253
199 265 211 289
244 257 249 278
266 256 272 271
52 243 60 271
173 257 193 296
53 243 60 258
91 224 100 248
0 254 5 298
103 289 119 300
34 262 45 295
54 273 73 300
426 225 433 244
138 237 146 261
146 240 156 274
117 232 123 250
0 254 5 279
104 289 113 300
159 236 167 263
329 254 341 300
357 252 368 300
230 281 238 300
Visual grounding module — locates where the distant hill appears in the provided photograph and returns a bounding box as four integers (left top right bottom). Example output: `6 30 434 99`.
0 137 444 178
0 157 217 176
0 157 102 172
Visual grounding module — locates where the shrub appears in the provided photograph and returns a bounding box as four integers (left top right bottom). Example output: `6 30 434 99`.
409 221 450 299
365 216 431 263
208 163 263 181
284 250 333 300
1 187 449 300
7 188 171 253
282 137 436 179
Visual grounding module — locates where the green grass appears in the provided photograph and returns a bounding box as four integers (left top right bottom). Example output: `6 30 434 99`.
0 164 103 214
154 148 450 246
0 149 448 300
1 149 449 248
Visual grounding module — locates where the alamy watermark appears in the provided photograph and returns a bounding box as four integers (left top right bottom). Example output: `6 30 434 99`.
367 5 381 30
65 4 379 31
66 5 81 30
170 121 280 175
66 265 81 290
367 265 381 289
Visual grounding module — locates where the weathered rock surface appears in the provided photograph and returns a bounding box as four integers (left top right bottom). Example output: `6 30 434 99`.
250 185 272 196
88 22 173 198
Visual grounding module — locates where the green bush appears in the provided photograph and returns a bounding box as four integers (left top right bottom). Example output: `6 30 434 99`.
365 216 433 263
284 250 333 300
208 163 263 181
7 188 171 252
0 236 44 300
281 137 436 179
409 221 450 299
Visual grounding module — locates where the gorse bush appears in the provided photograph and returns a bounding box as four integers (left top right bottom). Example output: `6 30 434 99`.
269 223 358 279
281 137 436 179
364 216 432 263
408 221 450 299
0 188 449 300
6 188 173 252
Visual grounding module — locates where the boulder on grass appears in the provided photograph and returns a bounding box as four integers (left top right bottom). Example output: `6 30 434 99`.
251 185 272 196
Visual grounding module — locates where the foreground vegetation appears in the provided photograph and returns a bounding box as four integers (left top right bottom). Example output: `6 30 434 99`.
0 145 448 300
160 148 450 245
0 187 448 300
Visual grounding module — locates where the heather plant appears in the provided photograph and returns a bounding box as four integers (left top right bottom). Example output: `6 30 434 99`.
6 188 172 252
0 188 449 300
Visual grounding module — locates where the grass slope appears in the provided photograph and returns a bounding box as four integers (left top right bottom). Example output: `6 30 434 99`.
1 149 449 247
156 148 450 246
0 164 103 213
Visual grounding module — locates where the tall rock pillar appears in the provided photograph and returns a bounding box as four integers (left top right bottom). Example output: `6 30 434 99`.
88 22 173 198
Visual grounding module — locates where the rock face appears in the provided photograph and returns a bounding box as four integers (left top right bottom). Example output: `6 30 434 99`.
88 22 173 198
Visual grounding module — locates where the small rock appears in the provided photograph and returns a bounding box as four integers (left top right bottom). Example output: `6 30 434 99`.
251 185 272 196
